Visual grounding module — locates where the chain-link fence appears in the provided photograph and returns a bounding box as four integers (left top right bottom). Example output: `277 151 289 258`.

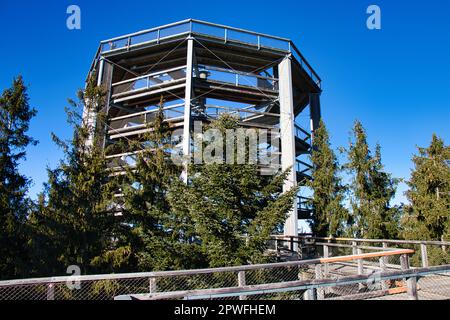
2 237 449 301
0 248 420 300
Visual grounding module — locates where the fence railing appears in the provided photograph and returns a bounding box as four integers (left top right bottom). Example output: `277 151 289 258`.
0 249 416 300
124 265 450 301
271 235 450 269
98 19 321 88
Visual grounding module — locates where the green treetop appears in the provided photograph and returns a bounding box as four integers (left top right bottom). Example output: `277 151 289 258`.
307 120 348 237
0 75 37 279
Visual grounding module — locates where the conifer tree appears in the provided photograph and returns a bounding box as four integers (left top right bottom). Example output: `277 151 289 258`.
402 135 449 263
307 120 348 237
168 114 298 267
344 120 400 239
29 77 122 276
0 76 37 279
119 98 201 271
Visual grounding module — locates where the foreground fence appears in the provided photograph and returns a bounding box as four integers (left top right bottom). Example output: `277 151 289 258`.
1 237 449 300
270 235 450 269
3 248 446 300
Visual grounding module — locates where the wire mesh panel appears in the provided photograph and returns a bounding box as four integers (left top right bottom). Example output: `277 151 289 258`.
1 246 449 301
416 271 450 300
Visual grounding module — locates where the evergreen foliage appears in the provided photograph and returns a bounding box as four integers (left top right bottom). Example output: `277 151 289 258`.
343 120 400 239
168 114 298 267
119 98 202 271
0 76 37 280
28 77 122 276
2 76 449 279
402 134 450 263
307 120 348 237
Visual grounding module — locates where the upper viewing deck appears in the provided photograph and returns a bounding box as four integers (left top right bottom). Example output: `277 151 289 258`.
89 19 321 91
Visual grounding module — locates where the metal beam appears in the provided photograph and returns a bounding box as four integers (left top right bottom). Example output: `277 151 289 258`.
309 92 321 139
181 38 195 183
278 55 298 239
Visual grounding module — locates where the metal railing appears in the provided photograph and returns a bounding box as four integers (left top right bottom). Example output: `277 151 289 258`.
98 19 321 88
0 249 419 300
297 196 313 218
273 235 450 269
197 65 278 91
111 66 187 97
294 123 311 145
296 160 312 179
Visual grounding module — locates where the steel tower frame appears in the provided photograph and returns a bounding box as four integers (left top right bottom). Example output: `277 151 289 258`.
84 19 322 237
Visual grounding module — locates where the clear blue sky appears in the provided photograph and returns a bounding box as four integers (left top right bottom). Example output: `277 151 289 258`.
1 0 449 204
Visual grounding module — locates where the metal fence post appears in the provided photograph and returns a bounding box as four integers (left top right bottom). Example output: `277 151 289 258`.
304 287 317 300
290 236 294 252
238 271 246 300
315 264 324 300
352 241 357 255
149 277 157 295
420 243 429 268
357 248 364 275
400 254 418 300
46 283 55 300
356 246 365 290
379 253 388 290
323 244 329 277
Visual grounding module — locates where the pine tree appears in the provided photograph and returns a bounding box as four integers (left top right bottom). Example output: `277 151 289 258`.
28 77 122 276
0 75 37 279
344 120 400 239
307 120 348 237
168 114 298 267
402 135 449 260
119 98 201 271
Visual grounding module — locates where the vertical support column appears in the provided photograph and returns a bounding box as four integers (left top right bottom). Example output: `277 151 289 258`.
309 92 321 140
182 38 195 183
83 58 105 149
278 56 298 241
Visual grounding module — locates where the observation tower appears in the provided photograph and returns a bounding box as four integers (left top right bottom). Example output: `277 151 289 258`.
85 19 322 237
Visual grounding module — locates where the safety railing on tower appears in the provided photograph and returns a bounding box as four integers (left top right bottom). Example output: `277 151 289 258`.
196 65 279 92
98 19 321 88
111 66 187 97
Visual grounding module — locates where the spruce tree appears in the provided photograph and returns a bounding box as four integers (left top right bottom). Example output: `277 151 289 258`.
402 135 449 263
307 120 348 237
168 114 298 267
344 120 400 239
0 75 37 279
119 98 201 271
29 77 122 276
